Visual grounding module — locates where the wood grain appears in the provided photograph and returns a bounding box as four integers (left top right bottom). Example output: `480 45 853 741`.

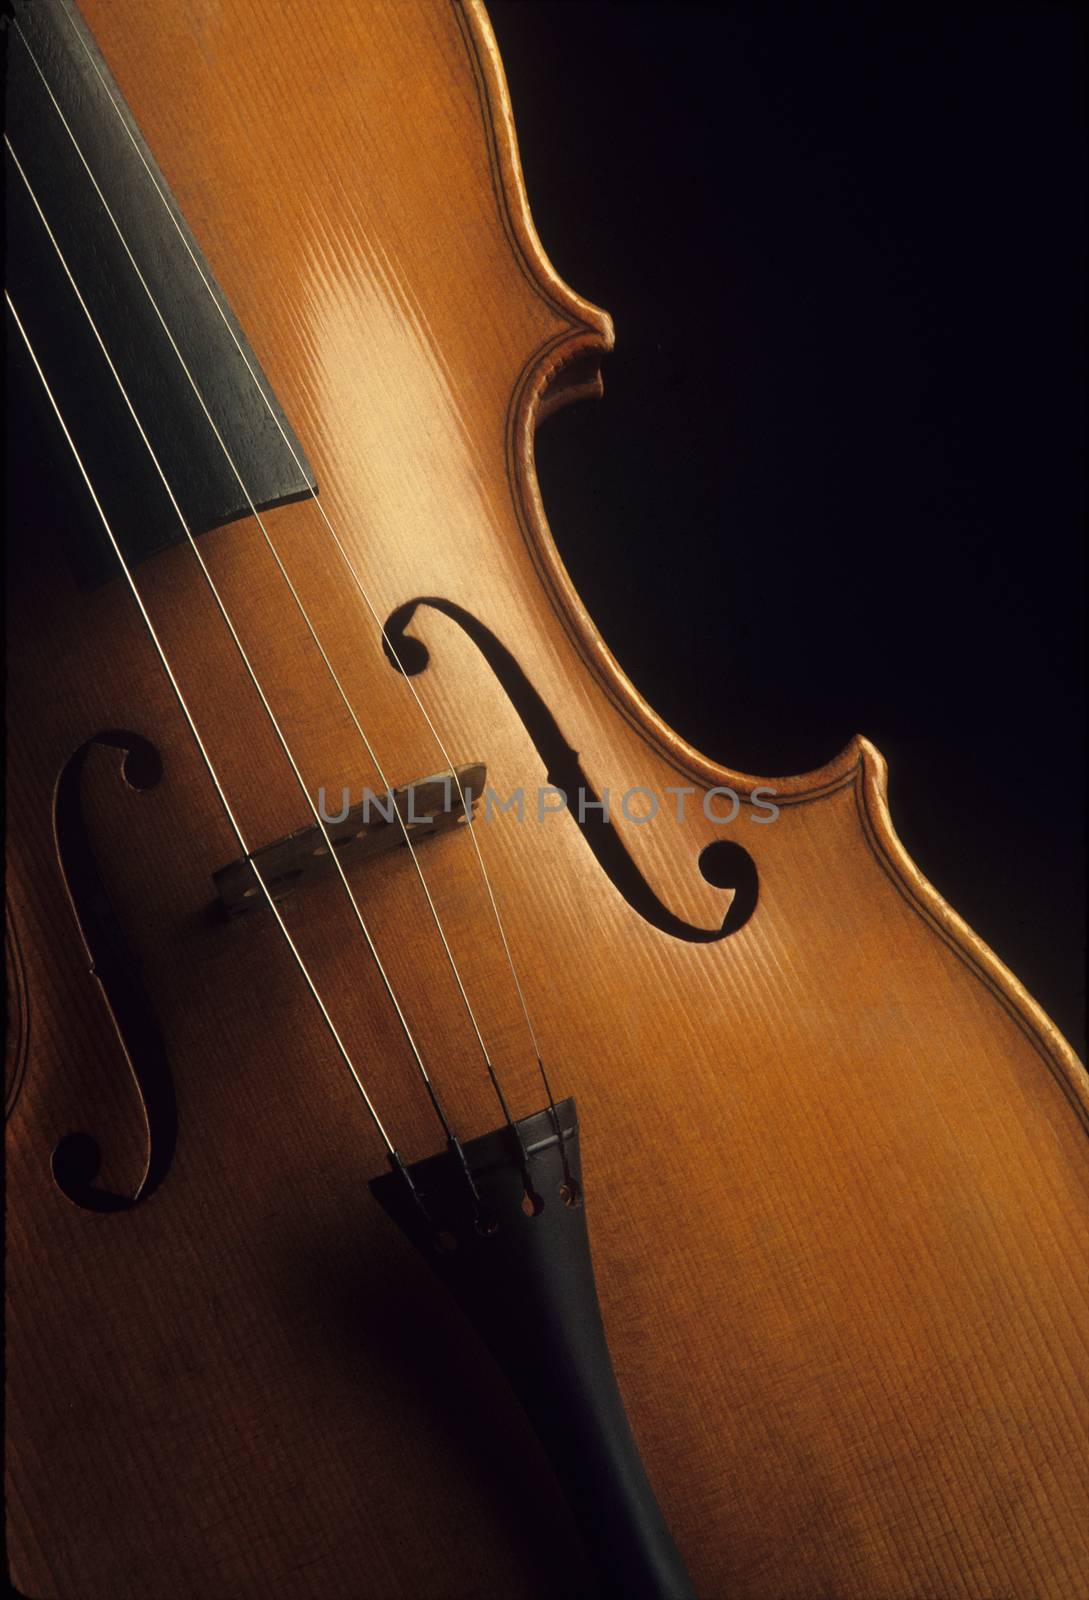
5 2 1087 1596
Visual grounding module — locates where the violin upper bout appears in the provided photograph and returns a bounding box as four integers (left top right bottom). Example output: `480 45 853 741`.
456 1 614 405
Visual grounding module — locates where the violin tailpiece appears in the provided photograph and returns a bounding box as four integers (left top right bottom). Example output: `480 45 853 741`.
370 1098 695 1600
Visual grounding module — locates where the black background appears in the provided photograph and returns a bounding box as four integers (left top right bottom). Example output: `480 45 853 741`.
488 0 1086 1055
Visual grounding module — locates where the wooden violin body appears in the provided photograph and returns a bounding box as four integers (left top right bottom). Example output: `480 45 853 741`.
5 3 1087 1596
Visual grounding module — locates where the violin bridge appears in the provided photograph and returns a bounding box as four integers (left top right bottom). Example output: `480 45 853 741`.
213 763 486 917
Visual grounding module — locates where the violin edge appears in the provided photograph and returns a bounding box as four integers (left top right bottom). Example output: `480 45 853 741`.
461 2 864 804
857 736 1089 1111
459 1 615 349
463 0 1088 1104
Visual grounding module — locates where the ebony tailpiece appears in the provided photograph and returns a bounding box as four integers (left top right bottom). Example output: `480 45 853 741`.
370 1098 696 1599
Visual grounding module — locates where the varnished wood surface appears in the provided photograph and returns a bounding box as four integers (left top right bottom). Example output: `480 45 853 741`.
5 3 1088 1596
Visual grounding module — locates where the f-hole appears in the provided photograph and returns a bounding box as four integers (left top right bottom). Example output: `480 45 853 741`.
383 599 758 942
51 730 175 1212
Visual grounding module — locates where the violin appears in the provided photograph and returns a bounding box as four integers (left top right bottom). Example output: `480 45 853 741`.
5 2 1087 1597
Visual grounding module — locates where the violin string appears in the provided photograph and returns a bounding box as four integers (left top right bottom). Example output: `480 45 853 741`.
14 20 522 1156
59 5 571 1178
5 287 414 1181
6 136 479 1197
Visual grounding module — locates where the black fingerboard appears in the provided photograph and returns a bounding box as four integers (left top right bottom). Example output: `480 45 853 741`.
4 0 317 587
